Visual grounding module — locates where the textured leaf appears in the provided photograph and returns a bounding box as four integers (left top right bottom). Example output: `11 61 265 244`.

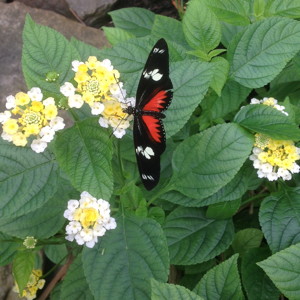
109 8 155 37
151 279 204 300
182 0 221 52
151 15 187 46
210 57 230 96
0 139 58 221
257 243 300 300
164 207 234 265
205 0 250 25
44 244 68 264
0 178 72 238
70 37 103 62
241 248 280 300
228 17 300 88
200 80 251 125
206 199 241 220
82 215 169 300
0 233 20 266
259 188 300 253
102 27 135 45
61 255 94 300
234 104 300 140
232 228 263 256
171 123 254 199
193 254 244 300
265 0 300 18
54 118 113 199
13 251 35 294
22 15 79 97
166 60 213 137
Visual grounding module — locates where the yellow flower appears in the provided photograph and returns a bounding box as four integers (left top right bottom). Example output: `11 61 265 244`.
12 132 27 147
75 71 90 83
30 101 44 112
78 64 88 73
82 92 95 105
24 124 40 137
15 92 30 106
86 56 99 69
44 104 58 120
80 208 100 228
3 119 19 134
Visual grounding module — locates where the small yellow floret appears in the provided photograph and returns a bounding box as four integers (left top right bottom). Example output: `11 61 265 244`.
30 101 44 112
15 92 30 106
80 208 100 228
44 104 58 120
3 119 19 134
24 124 40 137
75 71 90 83
86 56 99 69
12 132 27 147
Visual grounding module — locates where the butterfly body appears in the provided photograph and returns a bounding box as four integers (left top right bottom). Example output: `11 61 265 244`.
125 38 173 190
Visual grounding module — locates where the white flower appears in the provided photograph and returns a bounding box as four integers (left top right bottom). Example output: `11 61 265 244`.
31 139 47 153
63 192 116 248
60 82 76 97
250 98 261 104
100 59 113 71
43 97 55 106
267 172 279 181
0 111 11 124
50 116 65 131
290 163 300 174
91 102 105 115
99 117 109 128
6 95 16 109
261 163 273 174
113 128 126 138
1 132 12 142
72 60 84 72
40 126 55 142
28 87 43 102
68 94 84 108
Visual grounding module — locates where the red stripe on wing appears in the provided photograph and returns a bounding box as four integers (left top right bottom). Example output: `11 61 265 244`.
142 115 163 143
142 89 169 112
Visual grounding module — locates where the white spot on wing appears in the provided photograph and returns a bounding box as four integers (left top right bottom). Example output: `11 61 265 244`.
143 69 163 81
136 146 154 159
142 174 155 181
153 48 165 54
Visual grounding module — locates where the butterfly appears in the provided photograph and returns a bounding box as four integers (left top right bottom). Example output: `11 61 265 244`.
124 38 173 190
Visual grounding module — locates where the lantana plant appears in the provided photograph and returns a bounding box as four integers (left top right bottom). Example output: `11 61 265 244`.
1 1 300 300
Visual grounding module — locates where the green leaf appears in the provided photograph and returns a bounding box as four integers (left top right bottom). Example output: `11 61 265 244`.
70 37 103 62
205 0 250 25
182 0 221 52
228 17 300 88
82 215 169 300
193 254 244 300
257 242 300 300
109 8 155 37
200 80 251 126
241 248 280 300
259 188 300 253
61 255 94 300
265 0 300 18
0 178 72 238
232 228 263 256
206 199 241 219
234 104 300 140
44 244 68 264
0 139 58 221
13 251 35 294
210 57 230 96
22 15 79 97
164 207 234 265
151 279 204 300
170 123 254 199
221 22 246 49
102 27 135 45
166 60 213 137
54 118 113 199
151 15 187 46
0 233 20 266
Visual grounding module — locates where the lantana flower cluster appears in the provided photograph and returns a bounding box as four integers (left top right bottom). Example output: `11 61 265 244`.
13 269 45 300
0 88 65 153
250 134 300 181
249 97 300 181
60 57 135 138
63 191 117 248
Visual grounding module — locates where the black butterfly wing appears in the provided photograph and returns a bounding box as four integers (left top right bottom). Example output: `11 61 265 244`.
133 38 173 190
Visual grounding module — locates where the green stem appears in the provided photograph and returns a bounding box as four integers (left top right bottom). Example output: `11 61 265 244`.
147 181 173 206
